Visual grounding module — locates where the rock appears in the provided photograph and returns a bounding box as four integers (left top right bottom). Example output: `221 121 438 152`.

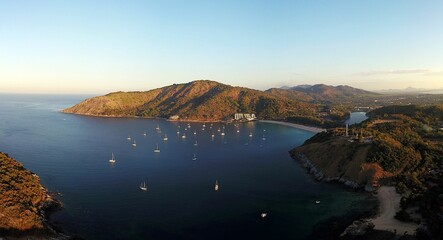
340 219 374 237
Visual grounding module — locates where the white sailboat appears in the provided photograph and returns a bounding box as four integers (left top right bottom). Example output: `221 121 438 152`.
221 132 225 136
127 135 131 140
249 132 253 137
192 154 197 161
109 153 116 163
139 181 147 191
214 180 219 191
262 134 266 140
163 134 168 141
155 124 160 131
154 144 160 153
143 131 147 136
182 133 186 139
194 131 197 135
193 140 198 146
132 140 137 147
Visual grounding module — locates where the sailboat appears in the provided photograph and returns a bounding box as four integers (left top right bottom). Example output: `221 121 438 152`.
182 133 186 139
139 181 147 191
217 127 221 132
236 129 240 133
155 124 160 131
143 131 147 136
109 153 116 163
163 134 168 141
127 135 131 140
192 154 197 161
221 131 225 136
262 134 266 140
193 140 198 146
132 140 137 147
194 131 197 135
249 132 253 137
214 180 219 191
154 144 160 153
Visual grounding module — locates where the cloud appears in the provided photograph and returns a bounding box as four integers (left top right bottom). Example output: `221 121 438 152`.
354 69 431 76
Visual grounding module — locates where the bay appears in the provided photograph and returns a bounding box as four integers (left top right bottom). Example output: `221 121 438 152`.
0 94 374 240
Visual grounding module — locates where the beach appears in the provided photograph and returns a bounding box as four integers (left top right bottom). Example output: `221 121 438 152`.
371 186 418 235
259 120 326 133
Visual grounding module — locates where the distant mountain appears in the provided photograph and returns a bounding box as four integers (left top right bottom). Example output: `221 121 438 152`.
63 80 318 121
267 84 378 102
375 87 443 94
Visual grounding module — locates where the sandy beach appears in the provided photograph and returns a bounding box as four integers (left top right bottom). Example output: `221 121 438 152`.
371 186 418 235
259 120 326 133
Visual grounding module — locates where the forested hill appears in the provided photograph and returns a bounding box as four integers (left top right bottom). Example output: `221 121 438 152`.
291 104 443 238
63 80 319 121
266 84 379 102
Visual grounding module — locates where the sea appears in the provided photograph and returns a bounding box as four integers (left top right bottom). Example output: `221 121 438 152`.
0 94 374 240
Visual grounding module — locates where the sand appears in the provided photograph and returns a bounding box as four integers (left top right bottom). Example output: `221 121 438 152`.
371 186 418 235
258 120 326 133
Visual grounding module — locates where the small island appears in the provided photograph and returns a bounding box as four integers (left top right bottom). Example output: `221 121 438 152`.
0 152 65 239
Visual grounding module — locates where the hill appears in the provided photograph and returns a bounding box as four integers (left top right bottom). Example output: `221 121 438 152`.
63 80 319 122
266 84 378 103
0 152 61 237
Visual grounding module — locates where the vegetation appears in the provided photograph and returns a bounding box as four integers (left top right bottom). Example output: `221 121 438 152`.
292 104 443 238
0 152 58 236
63 80 320 123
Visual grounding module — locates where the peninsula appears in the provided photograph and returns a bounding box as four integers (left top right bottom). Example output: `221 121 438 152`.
291 104 443 238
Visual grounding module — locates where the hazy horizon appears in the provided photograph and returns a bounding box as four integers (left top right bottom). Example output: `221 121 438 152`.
1 1 443 94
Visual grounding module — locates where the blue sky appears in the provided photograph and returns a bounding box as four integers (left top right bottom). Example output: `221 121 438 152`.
1 0 442 93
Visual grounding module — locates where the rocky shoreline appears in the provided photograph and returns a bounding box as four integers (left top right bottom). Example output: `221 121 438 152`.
0 152 71 240
293 153 365 190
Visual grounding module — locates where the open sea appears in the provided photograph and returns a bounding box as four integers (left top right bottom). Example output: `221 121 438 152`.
0 94 374 240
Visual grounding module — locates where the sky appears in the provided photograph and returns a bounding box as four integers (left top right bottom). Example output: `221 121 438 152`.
1 0 443 94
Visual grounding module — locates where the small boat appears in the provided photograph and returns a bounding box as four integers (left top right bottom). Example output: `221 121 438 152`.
262 135 266 140
193 140 198 146
132 140 137 147
127 135 132 140
163 134 168 141
236 129 240 133
217 128 221 132
261 213 267 218
140 181 147 191
315 200 320 204
154 144 160 153
249 132 253 137
214 180 219 191
184 127 188 131
109 153 116 163
177 130 180 134
155 124 160 131
194 131 197 135
211 133 215 138
192 154 197 161
202 124 206 128
182 133 186 139
221 132 225 136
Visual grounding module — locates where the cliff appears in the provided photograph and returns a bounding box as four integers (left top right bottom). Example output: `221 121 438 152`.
63 80 318 121
0 152 63 238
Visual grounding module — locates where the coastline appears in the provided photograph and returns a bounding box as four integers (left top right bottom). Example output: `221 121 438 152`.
258 120 326 133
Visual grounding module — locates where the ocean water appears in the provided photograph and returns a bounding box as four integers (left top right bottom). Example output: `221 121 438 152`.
0 94 373 240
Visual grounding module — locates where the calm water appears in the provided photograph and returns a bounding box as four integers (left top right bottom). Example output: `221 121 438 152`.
0 94 373 240
346 112 368 125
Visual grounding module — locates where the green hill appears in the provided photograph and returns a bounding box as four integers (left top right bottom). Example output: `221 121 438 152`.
63 80 318 121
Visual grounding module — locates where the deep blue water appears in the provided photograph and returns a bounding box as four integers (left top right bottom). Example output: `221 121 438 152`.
0 94 373 240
